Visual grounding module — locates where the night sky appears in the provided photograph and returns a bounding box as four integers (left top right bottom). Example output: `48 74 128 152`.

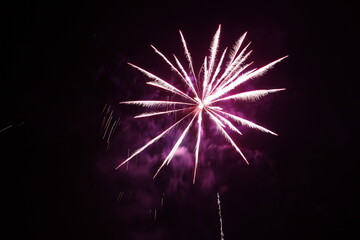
2 1 358 239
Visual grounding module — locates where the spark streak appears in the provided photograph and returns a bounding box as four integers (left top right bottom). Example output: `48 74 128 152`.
118 25 286 181
217 192 225 240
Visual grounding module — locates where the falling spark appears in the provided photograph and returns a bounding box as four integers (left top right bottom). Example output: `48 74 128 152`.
0 125 13 133
101 104 120 150
116 191 124 202
161 192 165 208
154 208 157 221
217 192 225 240
117 25 286 182
0 122 25 133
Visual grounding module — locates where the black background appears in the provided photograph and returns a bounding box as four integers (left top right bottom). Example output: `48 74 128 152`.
2 0 358 239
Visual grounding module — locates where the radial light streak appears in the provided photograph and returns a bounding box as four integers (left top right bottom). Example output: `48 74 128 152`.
213 88 286 103
118 25 287 181
120 100 195 107
134 107 192 118
193 110 202 183
179 30 197 81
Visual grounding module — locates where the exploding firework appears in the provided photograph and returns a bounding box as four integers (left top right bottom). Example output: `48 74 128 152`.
117 25 287 182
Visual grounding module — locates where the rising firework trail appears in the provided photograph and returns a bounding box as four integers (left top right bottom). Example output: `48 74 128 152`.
117 25 287 183
217 192 225 240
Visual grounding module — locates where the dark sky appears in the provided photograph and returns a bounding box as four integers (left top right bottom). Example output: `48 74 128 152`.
2 0 358 239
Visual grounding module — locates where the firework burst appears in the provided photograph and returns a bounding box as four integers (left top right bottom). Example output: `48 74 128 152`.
117 25 287 183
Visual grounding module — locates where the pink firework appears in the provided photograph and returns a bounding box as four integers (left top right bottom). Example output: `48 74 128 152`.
116 25 287 183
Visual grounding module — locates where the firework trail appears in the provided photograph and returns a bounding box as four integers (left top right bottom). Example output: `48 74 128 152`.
117 25 287 182
217 192 225 240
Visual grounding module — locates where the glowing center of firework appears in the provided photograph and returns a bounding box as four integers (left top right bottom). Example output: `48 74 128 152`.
195 97 206 110
117 24 287 183
198 102 204 110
